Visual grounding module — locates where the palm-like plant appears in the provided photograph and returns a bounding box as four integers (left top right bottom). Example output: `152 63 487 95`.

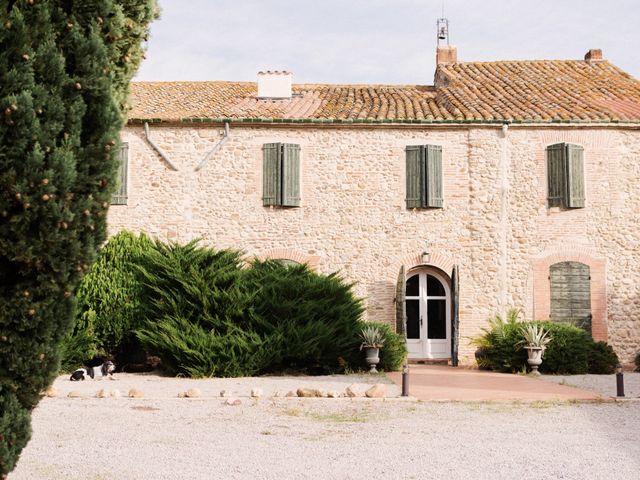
518 323 552 350
359 325 385 349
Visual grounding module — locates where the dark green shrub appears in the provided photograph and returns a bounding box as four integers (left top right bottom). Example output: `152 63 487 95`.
135 251 366 377
363 322 407 372
587 341 619 374
537 322 590 374
0 2 155 475
472 311 618 375
636 352 640 372
134 240 253 377
242 260 365 373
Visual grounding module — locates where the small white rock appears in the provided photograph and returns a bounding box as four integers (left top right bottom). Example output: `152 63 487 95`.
128 388 144 399
186 388 202 398
225 398 242 406
327 391 340 398
45 387 57 398
365 383 387 398
251 388 263 398
345 384 365 397
95 389 108 398
110 389 121 398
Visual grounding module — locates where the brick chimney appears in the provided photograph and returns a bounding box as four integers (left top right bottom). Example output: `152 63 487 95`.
437 45 458 65
584 49 603 63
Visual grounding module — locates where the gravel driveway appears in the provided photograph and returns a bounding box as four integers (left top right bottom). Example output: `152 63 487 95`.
540 372 640 399
8 374 640 480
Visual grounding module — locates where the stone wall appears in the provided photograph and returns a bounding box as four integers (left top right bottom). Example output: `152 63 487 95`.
109 124 640 365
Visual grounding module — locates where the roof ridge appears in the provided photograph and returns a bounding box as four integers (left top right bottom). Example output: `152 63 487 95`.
131 80 436 89
452 59 612 66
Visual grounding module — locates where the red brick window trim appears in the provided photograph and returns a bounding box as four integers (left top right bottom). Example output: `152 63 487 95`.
531 249 607 341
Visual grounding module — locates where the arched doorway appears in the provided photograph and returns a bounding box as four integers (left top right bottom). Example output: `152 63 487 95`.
405 268 451 359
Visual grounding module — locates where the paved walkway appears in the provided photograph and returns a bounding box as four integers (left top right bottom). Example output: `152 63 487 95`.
387 365 605 401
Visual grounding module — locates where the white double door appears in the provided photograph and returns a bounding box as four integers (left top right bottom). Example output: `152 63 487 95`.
405 270 451 359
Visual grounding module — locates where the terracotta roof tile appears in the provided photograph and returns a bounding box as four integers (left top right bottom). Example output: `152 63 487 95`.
129 59 640 123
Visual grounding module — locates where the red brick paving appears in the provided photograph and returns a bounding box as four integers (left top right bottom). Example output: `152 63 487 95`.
387 365 605 402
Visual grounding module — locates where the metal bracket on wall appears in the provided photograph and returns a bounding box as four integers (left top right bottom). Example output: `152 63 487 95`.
144 122 179 171
195 122 230 172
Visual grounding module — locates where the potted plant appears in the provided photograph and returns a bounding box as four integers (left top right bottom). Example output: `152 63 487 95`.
518 323 552 375
359 325 385 373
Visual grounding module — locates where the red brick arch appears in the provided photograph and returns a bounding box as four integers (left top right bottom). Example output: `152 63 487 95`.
530 246 607 341
253 248 320 269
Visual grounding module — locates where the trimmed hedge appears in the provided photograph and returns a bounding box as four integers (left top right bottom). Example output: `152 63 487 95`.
472 311 619 374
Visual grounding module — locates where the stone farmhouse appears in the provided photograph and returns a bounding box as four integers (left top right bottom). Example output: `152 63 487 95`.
110 43 640 367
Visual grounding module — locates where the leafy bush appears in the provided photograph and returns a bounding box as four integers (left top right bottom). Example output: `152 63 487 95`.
62 231 153 365
472 310 618 374
80 231 153 350
587 341 619 374
363 322 407 372
636 352 640 372
59 310 99 373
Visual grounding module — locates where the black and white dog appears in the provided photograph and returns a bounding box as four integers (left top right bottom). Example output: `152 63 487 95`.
70 357 115 381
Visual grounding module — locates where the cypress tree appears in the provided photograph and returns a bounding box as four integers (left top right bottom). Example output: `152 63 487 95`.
0 1 156 475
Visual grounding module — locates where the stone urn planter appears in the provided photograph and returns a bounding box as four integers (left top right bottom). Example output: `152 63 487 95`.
364 346 380 373
524 346 543 376
359 324 385 374
519 323 552 376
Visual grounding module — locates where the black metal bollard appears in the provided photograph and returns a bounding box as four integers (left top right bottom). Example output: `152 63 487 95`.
401 362 409 397
616 363 625 397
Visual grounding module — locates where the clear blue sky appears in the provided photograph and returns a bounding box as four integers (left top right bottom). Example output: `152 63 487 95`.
135 0 640 84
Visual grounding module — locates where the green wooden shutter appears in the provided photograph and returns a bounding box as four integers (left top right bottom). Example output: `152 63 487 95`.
451 264 459 366
546 143 565 207
281 143 300 207
425 144 443 208
262 143 281 206
565 144 585 208
111 142 128 205
396 265 406 335
550 261 592 334
405 146 422 209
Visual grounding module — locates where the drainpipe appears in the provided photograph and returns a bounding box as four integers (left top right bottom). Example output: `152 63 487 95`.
498 121 510 315
144 122 179 171
195 122 230 172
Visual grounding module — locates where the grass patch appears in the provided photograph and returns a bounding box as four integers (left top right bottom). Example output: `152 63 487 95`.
282 407 302 417
307 411 371 423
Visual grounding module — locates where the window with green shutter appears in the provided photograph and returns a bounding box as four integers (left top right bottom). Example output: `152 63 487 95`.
550 261 592 334
262 143 300 207
111 142 128 205
546 143 585 209
405 144 443 209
